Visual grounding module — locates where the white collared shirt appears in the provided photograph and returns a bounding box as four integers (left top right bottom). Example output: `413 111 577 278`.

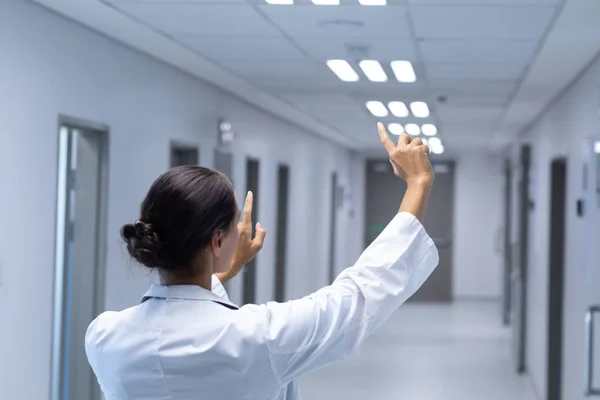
85 212 439 400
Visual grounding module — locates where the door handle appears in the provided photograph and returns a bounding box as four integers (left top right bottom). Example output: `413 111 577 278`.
584 306 600 396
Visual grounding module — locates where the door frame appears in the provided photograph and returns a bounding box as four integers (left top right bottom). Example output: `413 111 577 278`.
51 115 109 400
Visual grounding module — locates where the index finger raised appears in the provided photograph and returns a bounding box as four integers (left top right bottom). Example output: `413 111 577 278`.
242 191 253 224
377 122 395 155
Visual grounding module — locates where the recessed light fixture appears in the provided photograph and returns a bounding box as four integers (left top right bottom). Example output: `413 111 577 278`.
265 0 294 3
428 137 444 154
326 60 359 82
390 61 416 82
422 124 437 136
410 102 430 118
359 0 387 5
387 123 404 136
312 0 339 4
405 123 420 136
432 144 445 155
428 137 441 147
359 60 388 83
388 101 409 117
594 140 600 154
366 101 388 117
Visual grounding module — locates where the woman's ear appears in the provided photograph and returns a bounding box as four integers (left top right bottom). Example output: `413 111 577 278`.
210 230 224 257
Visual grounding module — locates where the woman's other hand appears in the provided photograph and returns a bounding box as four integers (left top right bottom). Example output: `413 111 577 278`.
378 122 434 187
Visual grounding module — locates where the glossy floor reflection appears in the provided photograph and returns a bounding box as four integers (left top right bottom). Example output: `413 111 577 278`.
301 301 538 400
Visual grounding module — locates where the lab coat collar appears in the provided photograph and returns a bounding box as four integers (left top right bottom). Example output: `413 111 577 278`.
141 284 238 309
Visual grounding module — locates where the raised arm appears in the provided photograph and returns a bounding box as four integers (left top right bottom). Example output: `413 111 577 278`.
244 124 438 384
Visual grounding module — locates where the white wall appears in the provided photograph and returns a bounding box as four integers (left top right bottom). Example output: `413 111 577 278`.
453 154 504 300
511 51 600 400
0 1 360 398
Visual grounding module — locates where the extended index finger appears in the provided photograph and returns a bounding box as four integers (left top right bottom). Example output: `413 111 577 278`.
242 191 253 225
377 122 395 154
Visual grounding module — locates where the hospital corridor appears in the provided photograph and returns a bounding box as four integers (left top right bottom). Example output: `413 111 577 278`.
301 303 538 400
1 0 600 399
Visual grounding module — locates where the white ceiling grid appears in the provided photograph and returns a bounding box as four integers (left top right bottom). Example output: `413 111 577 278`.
105 0 563 151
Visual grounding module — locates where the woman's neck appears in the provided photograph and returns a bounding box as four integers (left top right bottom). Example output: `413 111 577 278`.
160 271 213 290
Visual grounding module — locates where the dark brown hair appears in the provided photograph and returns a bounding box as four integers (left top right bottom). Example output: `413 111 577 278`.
121 166 237 273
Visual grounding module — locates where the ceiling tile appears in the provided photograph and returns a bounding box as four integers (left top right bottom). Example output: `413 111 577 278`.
440 124 497 140
437 97 509 107
420 39 539 64
217 58 329 80
258 5 411 38
249 0 407 5
436 105 505 123
428 80 515 106
411 5 557 39
295 38 417 61
283 94 361 109
426 63 526 81
255 79 343 92
180 37 306 61
110 3 280 36
408 0 560 4
109 1 246 3
429 80 515 96
343 80 430 98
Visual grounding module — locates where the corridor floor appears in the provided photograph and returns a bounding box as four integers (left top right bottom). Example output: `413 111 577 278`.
300 301 538 400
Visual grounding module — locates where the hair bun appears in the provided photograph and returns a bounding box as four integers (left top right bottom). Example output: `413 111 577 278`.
121 221 164 269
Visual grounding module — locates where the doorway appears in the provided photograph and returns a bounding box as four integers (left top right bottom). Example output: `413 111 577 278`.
51 118 109 400
170 142 199 168
502 161 513 326
512 145 531 374
243 158 260 304
547 158 567 400
274 165 290 302
214 149 233 182
364 160 454 302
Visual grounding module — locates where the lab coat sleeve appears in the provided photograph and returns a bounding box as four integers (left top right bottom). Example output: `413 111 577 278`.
211 275 231 302
254 212 439 384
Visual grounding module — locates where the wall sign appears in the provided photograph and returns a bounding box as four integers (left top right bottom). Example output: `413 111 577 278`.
217 119 235 149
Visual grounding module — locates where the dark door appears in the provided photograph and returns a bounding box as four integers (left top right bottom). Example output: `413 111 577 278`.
503 161 513 326
170 144 199 167
329 172 338 283
512 144 531 373
547 158 567 400
243 158 260 304
274 165 290 302
365 160 454 302
214 149 233 182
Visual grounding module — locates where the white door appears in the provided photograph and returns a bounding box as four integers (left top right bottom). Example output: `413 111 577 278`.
580 136 600 398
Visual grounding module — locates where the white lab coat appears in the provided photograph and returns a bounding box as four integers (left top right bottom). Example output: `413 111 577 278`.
85 212 439 399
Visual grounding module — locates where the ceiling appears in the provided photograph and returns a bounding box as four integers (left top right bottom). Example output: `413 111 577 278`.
33 0 600 154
